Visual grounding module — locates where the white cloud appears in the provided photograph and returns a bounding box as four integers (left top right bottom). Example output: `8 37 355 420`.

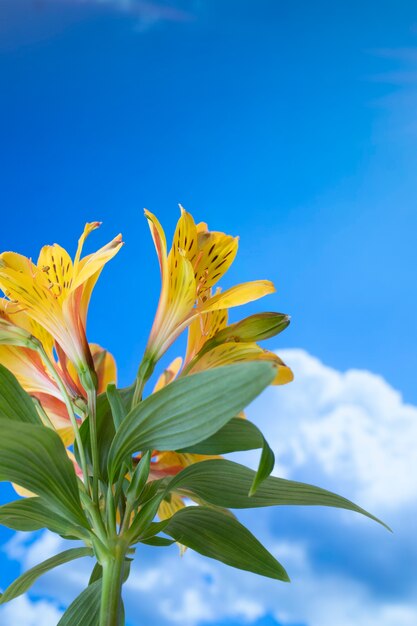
0 595 61 626
250 349 417 510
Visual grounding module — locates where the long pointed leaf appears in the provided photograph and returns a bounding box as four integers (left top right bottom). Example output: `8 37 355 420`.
0 547 93 604
179 417 276 494
0 420 88 528
167 459 390 530
0 498 88 538
0 365 41 424
164 506 289 581
108 362 276 480
57 580 101 626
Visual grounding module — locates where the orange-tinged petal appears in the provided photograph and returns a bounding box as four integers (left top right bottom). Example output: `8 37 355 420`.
199 280 276 313
90 343 117 393
144 210 168 279
0 345 60 398
153 356 182 392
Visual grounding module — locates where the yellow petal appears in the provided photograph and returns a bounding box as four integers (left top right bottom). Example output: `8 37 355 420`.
150 251 196 355
72 234 123 290
0 266 69 350
158 493 186 521
0 251 37 276
90 343 118 393
37 244 74 303
194 231 238 293
190 342 294 386
173 207 198 264
153 356 183 392
13 483 35 498
199 280 276 313
185 308 228 363
74 222 101 274
144 210 168 278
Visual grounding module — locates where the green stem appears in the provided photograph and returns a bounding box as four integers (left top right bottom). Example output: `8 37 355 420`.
38 345 90 490
87 389 100 506
131 357 155 408
99 547 126 626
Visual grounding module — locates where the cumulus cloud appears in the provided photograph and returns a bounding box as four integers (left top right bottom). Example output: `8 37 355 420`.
251 349 417 511
1 350 416 626
0 595 61 626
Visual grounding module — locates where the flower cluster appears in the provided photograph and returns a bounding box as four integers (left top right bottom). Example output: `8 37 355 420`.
0 208 292 516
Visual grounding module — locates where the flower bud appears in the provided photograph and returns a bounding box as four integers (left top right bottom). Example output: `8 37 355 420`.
0 318 40 350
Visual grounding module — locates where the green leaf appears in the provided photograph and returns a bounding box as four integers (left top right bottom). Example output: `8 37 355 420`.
0 365 41 424
77 393 114 480
57 580 101 626
0 420 88 528
106 384 127 430
179 417 275 493
108 362 277 481
178 416 266 454
88 562 103 585
77 386 134 480
0 547 93 604
164 506 289 581
140 536 175 547
126 493 166 545
167 459 391 530
126 450 151 505
0 498 88 538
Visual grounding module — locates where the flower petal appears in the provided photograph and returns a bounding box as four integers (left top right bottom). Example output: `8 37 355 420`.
72 234 123 290
153 356 183 392
194 231 238 293
37 244 73 303
189 342 294 385
198 280 276 313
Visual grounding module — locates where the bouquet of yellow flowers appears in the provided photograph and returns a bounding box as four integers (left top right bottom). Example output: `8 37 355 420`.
0 208 387 625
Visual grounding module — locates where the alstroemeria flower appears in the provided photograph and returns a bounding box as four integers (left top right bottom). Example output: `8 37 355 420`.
184 303 293 385
186 309 293 385
0 298 117 443
144 208 275 363
0 222 123 389
0 299 61 399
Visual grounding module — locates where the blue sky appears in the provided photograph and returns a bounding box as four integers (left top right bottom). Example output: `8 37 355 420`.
0 1 416 625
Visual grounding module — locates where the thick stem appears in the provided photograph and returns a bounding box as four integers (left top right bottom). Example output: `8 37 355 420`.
99 547 125 626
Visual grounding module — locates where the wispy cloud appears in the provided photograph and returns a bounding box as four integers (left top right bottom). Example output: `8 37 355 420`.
56 0 194 25
0 0 196 50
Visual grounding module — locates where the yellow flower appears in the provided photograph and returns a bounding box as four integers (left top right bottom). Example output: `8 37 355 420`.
0 223 123 389
0 297 117 444
184 302 293 385
0 299 59 399
144 207 275 363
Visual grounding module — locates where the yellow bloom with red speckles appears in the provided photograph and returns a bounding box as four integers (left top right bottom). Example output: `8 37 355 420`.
0 223 123 390
144 207 275 363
